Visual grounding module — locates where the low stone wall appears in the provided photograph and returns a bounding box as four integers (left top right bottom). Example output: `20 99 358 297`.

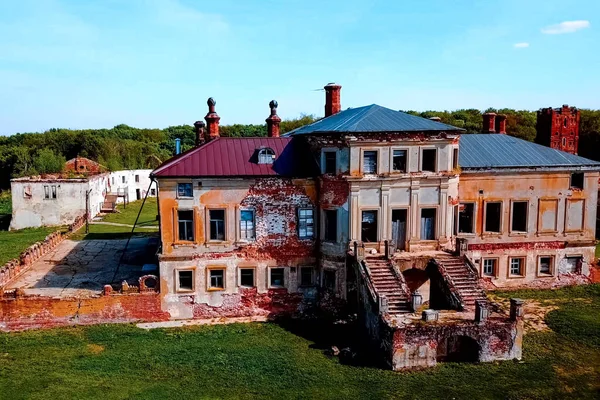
0 215 86 289
0 292 170 332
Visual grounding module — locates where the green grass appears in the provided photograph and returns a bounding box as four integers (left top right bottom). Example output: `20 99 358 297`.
0 285 599 399
0 226 59 265
101 197 158 227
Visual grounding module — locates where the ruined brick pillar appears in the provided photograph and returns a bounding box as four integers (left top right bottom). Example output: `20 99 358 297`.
194 120 206 146
482 112 496 133
324 83 342 117
204 97 220 141
475 300 488 324
266 100 282 138
510 298 524 321
496 114 507 134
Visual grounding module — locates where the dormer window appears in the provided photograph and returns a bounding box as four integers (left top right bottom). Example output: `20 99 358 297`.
258 148 275 164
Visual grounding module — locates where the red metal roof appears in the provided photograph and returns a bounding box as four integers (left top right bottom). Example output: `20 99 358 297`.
152 137 316 178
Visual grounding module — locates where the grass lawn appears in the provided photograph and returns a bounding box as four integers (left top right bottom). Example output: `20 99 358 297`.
0 226 60 265
0 285 599 399
101 197 158 227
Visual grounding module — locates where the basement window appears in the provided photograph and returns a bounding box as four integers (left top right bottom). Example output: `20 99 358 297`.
209 210 226 241
240 268 255 287
421 149 436 172
177 270 194 291
178 210 194 241
324 151 337 174
208 269 225 290
392 150 407 172
323 209 338 241
482 259 497 277
509 258 525 276
258 148 275 164
570 173 584 190
484 202 502 233
363 151 378 174
270 268 285 288
458 203 474 234
539 256 553 275
511 201 528 233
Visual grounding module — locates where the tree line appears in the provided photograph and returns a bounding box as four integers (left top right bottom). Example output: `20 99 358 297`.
0 109 599 190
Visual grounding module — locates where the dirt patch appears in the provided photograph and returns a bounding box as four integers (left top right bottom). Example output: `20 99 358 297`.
86 344 105 354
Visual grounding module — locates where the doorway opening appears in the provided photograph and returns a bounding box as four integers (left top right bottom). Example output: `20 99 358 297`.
136 188 141 200
436 336 480 363
361 210 378 242
391 209 407 250
420 208 436 240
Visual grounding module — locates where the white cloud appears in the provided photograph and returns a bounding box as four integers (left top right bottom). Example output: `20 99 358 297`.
541 20 590 34
514 42 529 48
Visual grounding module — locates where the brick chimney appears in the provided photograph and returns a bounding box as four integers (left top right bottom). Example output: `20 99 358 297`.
266 100 281 138
482 112 496 133
204 97 220 140
495 114 507 134
324 83 341 117
194 120 206 146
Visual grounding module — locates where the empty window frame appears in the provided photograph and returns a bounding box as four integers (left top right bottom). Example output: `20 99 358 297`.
509 257 525 276
209 209 226 241
178 210 194 241
392 149 407 172
177 270 194 291
297 208 314 239
452 148 459 170
420 208 436 240
570 173 584 189
363 151 378 174
208 269 225 290
482 258 497 277
239 268 255 287
258 148 275 164
538 256 553 275
270 268 285 288
458 203 475 234
240 209 255 240
135 175 139 183
177 182 193 198
484 202 502 233
300 267 314 286
122 176 126 184
511 201 528 233
323 209 338 241
324 151 337 174
44 185 57 200
361 210 378 242
421 149 436 172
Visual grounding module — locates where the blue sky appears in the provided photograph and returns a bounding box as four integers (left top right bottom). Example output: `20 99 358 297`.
0 0 598 134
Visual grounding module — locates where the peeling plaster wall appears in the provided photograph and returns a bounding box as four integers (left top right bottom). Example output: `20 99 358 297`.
10 175 109 230
156 177 319 319
108 169 157 202
459 171 599 286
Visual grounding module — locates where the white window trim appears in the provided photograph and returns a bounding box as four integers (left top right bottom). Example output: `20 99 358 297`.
206 267 226 291
175 268 195 293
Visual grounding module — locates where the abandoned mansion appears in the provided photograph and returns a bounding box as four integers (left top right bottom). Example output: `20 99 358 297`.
147 84 599 369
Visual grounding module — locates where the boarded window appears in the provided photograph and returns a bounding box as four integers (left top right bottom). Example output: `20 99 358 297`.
511 201 528 232
363 151 377 174
177 183 193 197
324 209 338 241
458 203 474 234
485 202 502 233
209 209 226 241
178 270 193 291
324 151 337 174
420 208 436 240
422 149 436 172
300 267 314 286
510 258 524 276
270 268 285 287
209 269 224 289
392 150 407 172
539 257 552 275
565 199 584 231
361 210 378 242
178 210 194 241
483 259 496 277
539 199 558 232
297 208 314 239
240 268 255 287
570 173 584 189
240 210 255 240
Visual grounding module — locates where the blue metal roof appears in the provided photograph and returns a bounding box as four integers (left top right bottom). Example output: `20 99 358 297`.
460 134 600 169
288 104 463 135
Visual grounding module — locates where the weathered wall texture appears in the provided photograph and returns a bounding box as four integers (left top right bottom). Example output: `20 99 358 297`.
108 169 157 202
10 174 109 230
157 177 319 319
458 171 599 286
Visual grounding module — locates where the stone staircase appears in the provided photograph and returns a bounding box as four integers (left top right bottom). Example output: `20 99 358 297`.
364 256 411 314
434 255 487 310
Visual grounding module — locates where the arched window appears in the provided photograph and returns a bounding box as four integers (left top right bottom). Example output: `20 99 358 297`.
564 117 568 128
258 148 275 164
562 137 567 147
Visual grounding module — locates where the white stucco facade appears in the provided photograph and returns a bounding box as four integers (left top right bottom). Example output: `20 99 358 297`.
108 169 156 202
